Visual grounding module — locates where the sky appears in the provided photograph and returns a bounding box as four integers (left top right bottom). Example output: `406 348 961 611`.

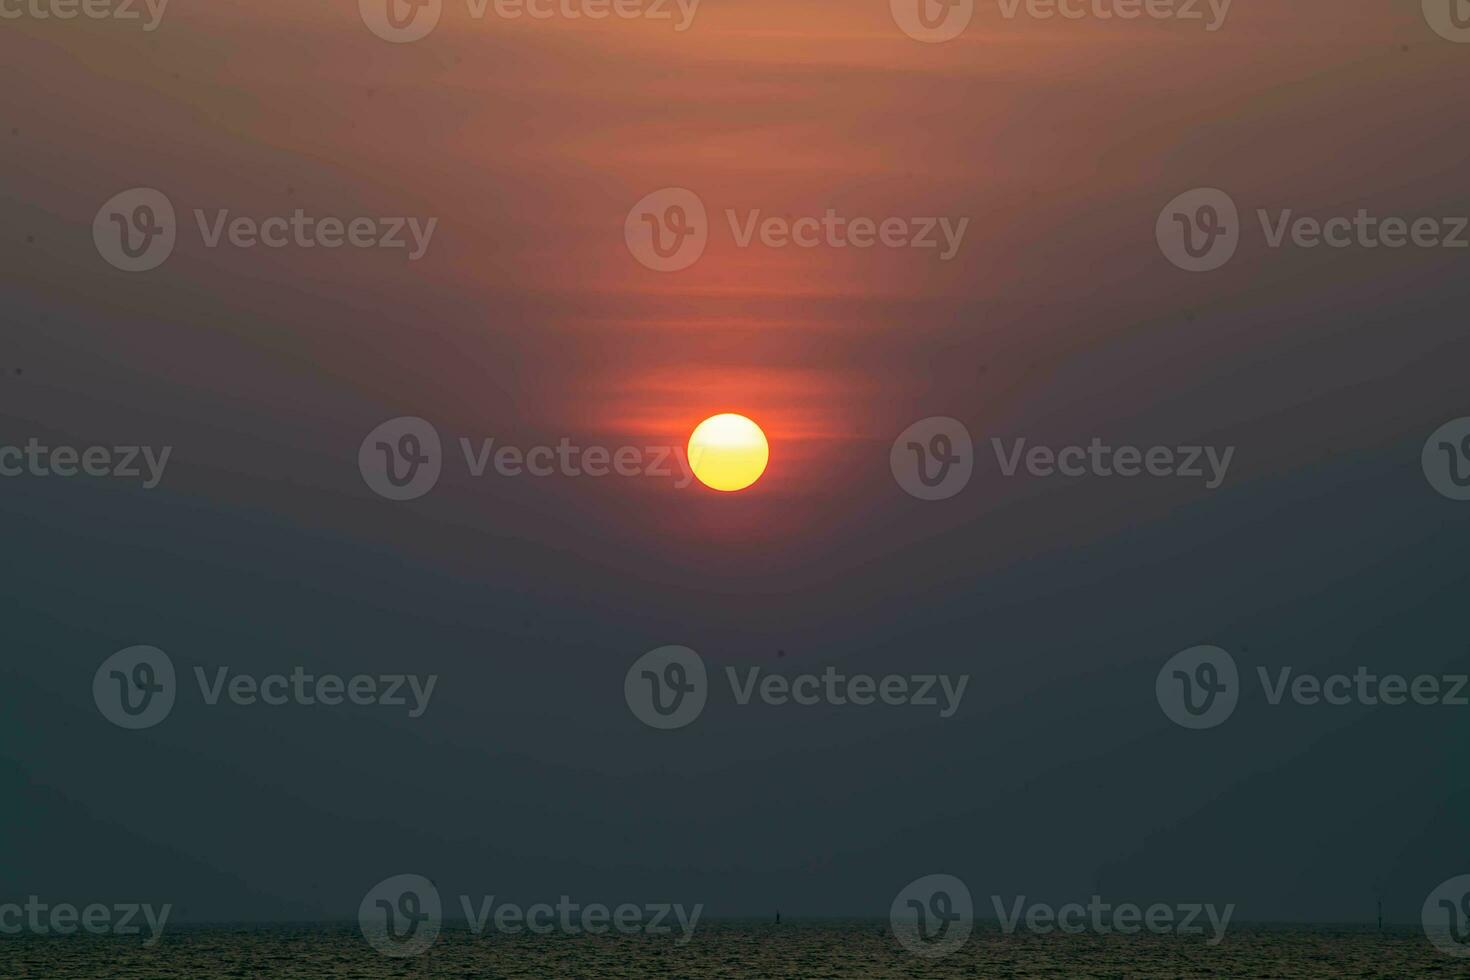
3 0 1470 926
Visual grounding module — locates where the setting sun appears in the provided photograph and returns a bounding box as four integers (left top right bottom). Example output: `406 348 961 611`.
687 414 769 492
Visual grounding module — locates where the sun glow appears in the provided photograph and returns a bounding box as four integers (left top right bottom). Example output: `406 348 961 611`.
687 414 769 492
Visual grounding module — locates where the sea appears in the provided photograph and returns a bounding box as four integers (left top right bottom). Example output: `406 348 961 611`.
0 920 1452 978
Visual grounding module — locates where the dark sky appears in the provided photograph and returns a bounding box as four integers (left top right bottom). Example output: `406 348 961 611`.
3 0 1470 926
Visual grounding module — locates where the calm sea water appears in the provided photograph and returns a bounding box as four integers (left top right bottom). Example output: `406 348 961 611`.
0 921 1450 978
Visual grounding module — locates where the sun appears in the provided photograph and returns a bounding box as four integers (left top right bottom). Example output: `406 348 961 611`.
687 414 769 492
